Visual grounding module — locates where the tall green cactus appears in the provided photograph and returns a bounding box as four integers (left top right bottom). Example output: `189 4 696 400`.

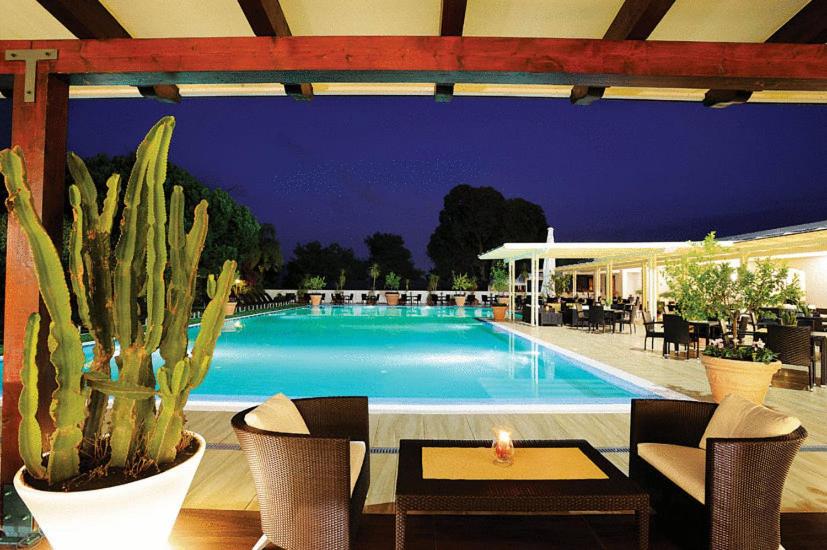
0 116 237 485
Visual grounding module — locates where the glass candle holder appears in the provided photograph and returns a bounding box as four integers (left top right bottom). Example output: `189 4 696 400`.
492 430 514 466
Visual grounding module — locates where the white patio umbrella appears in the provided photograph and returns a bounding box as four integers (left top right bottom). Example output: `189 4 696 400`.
541 227 555 295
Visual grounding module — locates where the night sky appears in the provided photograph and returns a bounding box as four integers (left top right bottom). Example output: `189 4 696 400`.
1 96 825 268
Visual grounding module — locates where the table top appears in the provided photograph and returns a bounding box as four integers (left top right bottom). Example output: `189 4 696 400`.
395 439 645 500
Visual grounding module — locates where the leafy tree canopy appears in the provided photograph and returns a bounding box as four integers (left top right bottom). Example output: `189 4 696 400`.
77 154 270 282
365 232 422 283
427 184 548 285
283 241 366 289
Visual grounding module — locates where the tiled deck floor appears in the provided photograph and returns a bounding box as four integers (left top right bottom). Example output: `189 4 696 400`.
184 321 827 512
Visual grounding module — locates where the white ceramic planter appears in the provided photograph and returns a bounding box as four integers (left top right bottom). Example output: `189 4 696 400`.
15 432 205 550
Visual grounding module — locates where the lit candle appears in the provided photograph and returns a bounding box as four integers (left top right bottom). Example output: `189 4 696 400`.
492 430 514 465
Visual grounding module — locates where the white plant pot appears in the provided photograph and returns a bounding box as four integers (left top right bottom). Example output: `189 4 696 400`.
14 432 206 550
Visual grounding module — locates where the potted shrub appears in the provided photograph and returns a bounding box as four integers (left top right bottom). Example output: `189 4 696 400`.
0 117 236 549
384 271 401 305
368 262 381 304
489 261 509 321
334 268 346 304
664 233 798 403
304 275 326 306
451 272 475 307
225 278 244 316
426 273 439 305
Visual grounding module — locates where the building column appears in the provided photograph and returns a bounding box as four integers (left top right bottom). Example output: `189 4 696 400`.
508 259 515 321
531 255 539 326
572 269 578 296
2 71 69 484
593 268 600 300
647 257 658 317
606 262 614 300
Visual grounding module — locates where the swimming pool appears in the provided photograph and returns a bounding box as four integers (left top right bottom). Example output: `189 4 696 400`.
1 306 677 411
188 305 671 411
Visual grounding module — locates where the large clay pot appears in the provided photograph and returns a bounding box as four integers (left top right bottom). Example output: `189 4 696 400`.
224 301 237 316
454 295 466 307
491 304 508 321
309 293 322 306
385 291 400 306
15 433 206 550
701 355 781 404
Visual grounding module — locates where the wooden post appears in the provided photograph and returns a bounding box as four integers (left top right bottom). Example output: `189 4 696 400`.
2 69 68 484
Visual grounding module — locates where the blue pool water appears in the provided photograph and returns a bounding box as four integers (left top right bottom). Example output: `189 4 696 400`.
192 306 657 405
2 306 662 406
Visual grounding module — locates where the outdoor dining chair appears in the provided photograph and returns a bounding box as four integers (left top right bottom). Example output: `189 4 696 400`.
763 325 817 389
662 314 695 358
642 311 663 350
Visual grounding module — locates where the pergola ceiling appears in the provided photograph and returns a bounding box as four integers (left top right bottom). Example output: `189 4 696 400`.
1 0 825 103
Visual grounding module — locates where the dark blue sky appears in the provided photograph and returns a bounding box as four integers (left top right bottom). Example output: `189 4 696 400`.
1 96 825 268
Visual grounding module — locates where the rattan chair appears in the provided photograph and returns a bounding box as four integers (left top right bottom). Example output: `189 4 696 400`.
662 314 695 358
630 399 807 550
642 311 663 351
763 324 816 389
232 397 370 550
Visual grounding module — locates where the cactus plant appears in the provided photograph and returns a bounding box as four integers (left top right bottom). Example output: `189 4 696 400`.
0 116 237 486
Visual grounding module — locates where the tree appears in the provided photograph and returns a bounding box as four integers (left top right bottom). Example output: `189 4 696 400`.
283 241 364 289
427 184 548 284
76 154 264 282
365 232 421 282
248 223 283 287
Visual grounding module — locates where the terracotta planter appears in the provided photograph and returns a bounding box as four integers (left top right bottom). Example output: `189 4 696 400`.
454 295 466 307
15 432 205 550
491 304 508 321
224 301 237 316
385 292 400 306
309 293 322 306
701 354 781 404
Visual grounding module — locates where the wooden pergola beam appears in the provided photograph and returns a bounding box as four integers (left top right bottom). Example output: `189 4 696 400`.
2 70 67 484
237 0 313 100
436 0 468 102
571 0 675 105
0 36 824 91
35 0 181 103
704 0 827 107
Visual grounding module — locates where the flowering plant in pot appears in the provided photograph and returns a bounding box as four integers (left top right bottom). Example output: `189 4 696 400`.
384 271 401 305
451 272 475 307
489 261 509 321
0 117 236 550
303 275 326 306
664 233 799 403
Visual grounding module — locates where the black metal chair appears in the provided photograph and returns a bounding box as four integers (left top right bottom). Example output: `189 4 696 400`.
763 325 817 389
662 314 695 358
588 305 608 332
642 311 663 351
616 304 637 334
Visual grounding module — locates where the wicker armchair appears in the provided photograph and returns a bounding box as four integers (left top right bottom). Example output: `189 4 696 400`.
232 397 370 550
630 399 807 550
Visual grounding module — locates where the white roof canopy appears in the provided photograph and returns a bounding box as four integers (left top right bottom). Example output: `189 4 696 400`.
478 241 727 263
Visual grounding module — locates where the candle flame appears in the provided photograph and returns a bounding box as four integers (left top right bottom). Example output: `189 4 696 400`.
497 430 511 443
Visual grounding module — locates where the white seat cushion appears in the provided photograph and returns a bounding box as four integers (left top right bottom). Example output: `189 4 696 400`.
699 394 800 450
349 441 366 496
244 393 310 434
638 443 706 504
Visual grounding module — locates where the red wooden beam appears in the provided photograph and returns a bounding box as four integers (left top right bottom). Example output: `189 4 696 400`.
237 0 313 100
35 0 180 103
704 0 827 107
435 0 468 102
2 70 67 484
571 0 675 105
0 36 824 91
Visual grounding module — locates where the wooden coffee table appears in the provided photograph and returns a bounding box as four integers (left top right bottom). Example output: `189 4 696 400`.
394 439 649 549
